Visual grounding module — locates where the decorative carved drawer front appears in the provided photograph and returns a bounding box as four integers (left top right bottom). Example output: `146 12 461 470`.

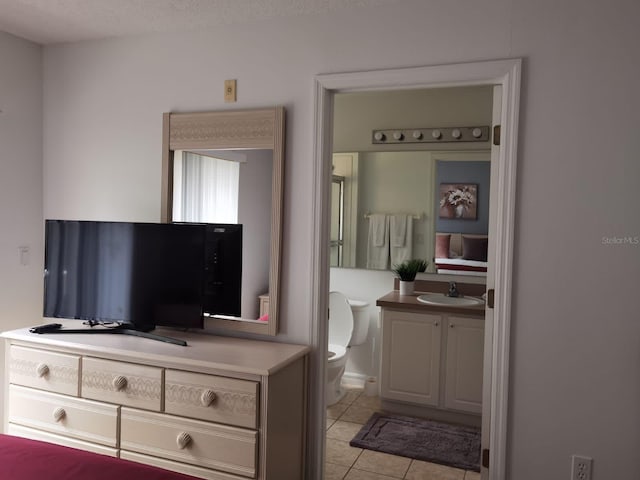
9 346 80 396
82 357 162 411
121 407 257 478
165 370 258 429
8 384 118 447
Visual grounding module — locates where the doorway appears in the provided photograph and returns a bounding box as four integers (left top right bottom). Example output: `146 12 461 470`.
309 59 521 480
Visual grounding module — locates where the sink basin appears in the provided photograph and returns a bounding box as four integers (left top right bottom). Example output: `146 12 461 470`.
416 293 484 307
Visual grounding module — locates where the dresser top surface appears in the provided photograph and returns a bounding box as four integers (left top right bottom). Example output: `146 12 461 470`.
2 321 310 376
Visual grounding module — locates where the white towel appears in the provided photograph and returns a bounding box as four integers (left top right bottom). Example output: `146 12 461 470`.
370 213 387 247
391 214 408 247
390 215 413 266
367 214 389 270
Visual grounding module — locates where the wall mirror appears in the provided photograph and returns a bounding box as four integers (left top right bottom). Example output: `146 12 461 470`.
161 107 284 336
330 87 492 279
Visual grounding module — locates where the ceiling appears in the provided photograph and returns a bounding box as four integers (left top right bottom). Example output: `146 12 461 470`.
0 0 394 45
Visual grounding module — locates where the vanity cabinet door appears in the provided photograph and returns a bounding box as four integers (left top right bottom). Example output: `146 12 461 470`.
380 310 441 406
444 316 484 414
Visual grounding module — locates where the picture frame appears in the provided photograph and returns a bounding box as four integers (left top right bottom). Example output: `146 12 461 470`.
439 183 478 220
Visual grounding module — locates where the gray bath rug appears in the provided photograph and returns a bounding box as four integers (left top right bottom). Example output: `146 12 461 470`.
349 412 481 472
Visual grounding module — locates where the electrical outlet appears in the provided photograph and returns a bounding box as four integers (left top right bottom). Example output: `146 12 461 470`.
571 455 592 480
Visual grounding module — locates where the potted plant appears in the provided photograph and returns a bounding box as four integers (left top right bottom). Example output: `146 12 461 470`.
392 259 428 295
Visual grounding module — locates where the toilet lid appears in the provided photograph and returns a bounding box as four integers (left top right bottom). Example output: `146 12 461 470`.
327 344 347 361
348 298 369 311
328 291 354 346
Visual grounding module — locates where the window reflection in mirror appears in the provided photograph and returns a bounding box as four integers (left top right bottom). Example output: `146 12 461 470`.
173 150 241 223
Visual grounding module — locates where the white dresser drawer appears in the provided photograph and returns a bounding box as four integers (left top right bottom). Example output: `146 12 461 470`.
82 357 162 411
9 345 80 396
8 384 119 447
165 370 258 428
8 424 119 457
121 407 257 478
121 451 247 480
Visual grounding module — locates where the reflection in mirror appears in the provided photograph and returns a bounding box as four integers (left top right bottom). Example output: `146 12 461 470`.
330 87 492 279
161 107 284 336
173 149 272 321
330 150 489 275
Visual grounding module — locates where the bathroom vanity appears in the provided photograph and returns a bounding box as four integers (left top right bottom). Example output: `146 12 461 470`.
377 290 485 423
2 324 309 480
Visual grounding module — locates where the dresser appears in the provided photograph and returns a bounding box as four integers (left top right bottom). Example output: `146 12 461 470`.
2 323 309 480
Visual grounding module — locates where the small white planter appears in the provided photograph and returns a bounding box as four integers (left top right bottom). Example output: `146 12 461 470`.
399 280 415 295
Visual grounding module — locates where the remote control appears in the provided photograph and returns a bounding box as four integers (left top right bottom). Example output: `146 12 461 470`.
29 323 62 333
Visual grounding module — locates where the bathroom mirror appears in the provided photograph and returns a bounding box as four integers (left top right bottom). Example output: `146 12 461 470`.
330 87 492 278
161 107 284 336
330 150 490 273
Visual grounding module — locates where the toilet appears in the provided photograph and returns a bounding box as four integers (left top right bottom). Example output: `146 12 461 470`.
327 292 370 406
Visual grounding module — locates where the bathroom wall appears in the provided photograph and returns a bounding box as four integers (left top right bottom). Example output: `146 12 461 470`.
330 267 396 382
355 151 435 269
333 87 493 153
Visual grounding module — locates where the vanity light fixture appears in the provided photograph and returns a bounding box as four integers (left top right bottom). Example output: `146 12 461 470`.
372 126 490 144
373 131 386 142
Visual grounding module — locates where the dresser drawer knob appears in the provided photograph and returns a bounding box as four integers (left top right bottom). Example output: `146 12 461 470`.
176 432 192 450
112 375 128 391
200 389 216 407
36 363 49 377
53 407 66 422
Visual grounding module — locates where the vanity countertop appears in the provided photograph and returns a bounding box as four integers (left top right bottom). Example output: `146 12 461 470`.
376 290 485 317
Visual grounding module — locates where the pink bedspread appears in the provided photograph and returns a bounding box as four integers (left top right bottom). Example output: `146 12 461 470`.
0 434 198 480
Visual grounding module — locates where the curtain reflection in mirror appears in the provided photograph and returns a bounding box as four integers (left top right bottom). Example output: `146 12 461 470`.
172 150 239 223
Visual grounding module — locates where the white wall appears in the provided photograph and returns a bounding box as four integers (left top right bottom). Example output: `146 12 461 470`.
238 149 272 318
35 0 640 478
0 32 43 419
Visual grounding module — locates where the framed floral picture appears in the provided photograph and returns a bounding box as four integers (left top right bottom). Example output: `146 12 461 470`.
439 184 478 220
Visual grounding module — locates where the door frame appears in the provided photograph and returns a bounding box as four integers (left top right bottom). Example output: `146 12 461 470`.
308 58 521 479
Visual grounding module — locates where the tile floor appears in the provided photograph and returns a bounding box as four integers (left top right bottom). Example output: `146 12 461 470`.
325 386 481 480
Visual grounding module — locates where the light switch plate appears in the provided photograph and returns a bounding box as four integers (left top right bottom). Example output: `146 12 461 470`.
224 79 237 103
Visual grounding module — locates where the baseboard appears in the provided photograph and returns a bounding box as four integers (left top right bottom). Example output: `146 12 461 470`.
342 372 368 387
380 398 481 428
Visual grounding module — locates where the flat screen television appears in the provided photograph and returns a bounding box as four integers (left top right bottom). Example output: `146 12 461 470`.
43 220 243 340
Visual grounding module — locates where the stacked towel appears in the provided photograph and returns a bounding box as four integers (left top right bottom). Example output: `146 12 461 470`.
390 214 413 266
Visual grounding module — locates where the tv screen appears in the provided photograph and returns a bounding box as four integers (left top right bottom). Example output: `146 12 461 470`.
43 220 207 330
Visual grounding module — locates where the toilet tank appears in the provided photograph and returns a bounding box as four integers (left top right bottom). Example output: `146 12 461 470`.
347 299 370 346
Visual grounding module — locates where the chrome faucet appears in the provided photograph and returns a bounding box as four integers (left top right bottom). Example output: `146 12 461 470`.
447 281 460 297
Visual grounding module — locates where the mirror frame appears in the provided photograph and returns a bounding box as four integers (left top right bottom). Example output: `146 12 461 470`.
161 107 285 336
